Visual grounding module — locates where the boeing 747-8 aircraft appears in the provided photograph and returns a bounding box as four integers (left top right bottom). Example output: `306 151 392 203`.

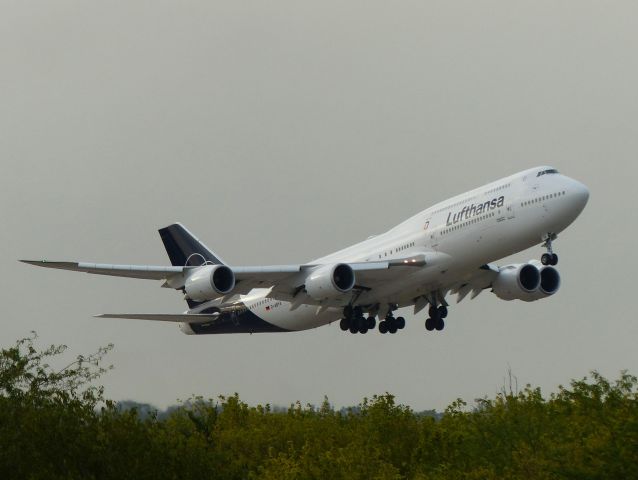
23 166 589 335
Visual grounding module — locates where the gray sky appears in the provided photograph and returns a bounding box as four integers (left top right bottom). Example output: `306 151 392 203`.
1 0 637 410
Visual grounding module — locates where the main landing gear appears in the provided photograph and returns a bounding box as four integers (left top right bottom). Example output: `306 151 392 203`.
339 306 376 334
378 313 405 335
425 305 447 332
340 297 452 334
541 233 559 266
339 306 405 334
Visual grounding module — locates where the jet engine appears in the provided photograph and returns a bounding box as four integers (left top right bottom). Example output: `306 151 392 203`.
528 264 561 300
492 262 561 302
305 263 355 300
184 264 235 301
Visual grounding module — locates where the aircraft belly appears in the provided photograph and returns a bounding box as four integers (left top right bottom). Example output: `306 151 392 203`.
357 262 450 306
358 213 546 307
188 308 289 334
266 303 341 331
189 301 340 334
379 222 515 303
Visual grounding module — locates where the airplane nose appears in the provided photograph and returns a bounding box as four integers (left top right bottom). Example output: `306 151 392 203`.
564 177 590 219
573 180 590 209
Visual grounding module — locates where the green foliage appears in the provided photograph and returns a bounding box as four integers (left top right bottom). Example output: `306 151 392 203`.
1 333 637 479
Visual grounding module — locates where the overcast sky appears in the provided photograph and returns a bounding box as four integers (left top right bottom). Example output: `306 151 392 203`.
1 0 637 410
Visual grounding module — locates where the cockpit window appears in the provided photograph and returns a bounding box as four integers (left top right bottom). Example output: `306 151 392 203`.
537 169 559 177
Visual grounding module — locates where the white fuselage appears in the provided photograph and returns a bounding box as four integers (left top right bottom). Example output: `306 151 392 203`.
192 167 589 333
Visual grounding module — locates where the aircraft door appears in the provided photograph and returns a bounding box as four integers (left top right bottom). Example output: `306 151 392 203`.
423 219 439 250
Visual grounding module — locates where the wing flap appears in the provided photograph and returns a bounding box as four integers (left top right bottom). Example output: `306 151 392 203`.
448 263 499 304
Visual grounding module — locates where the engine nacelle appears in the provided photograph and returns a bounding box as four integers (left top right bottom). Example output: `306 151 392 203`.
305 263 355 301
527 264 561 300
493 263 541 302
493 262 561 302
184 265 235 301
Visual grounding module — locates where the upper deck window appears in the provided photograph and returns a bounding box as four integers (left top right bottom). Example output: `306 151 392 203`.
537 169 559 177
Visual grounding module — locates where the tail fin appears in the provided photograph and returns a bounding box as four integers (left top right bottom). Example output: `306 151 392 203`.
158 223 226 266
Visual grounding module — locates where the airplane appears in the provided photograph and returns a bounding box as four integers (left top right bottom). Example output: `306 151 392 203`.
22 166 589 335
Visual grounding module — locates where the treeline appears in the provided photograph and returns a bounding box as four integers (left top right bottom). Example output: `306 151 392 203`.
115 400 443 422
1 335 637 479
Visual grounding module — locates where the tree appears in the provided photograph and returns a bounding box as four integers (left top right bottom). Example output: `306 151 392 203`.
2 333 637 479
0 332 113 479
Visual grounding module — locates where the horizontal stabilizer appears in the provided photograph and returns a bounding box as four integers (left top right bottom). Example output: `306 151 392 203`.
95 313 219 323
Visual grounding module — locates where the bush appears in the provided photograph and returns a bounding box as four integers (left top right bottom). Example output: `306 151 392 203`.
1 334 636 479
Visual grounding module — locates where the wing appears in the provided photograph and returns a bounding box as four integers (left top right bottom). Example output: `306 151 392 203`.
20 260 184 280
351 255 429 286
21 253 433 307
21 259 305 292
446 264 499 304
231 255 426 293
22 254 426 287
232 265 303 291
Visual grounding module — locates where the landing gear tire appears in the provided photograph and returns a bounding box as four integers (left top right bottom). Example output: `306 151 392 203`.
396 317 405 329
367 316 376 330
541 234 558 266
388 319 398 334
357 316 367 330
425 318 435 331
349 324 358 334
438 306 448 319
339 318 349 331
379 321 388 334
435 317 445 331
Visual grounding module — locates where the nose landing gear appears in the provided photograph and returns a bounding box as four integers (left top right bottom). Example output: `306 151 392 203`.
541 233 559 266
